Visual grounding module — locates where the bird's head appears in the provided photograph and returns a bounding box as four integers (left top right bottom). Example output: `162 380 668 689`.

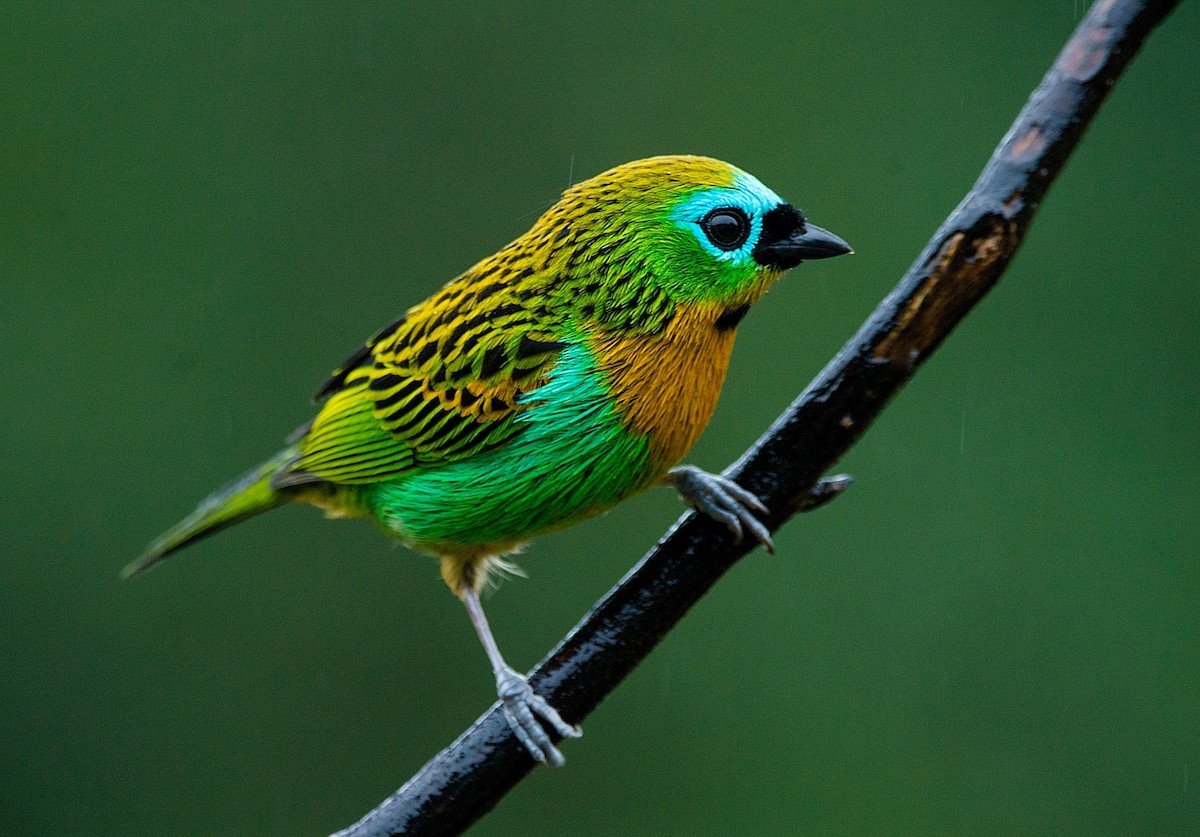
533 155 851 315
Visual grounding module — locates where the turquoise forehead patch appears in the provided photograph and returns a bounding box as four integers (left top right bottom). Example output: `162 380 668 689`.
670 171 786 265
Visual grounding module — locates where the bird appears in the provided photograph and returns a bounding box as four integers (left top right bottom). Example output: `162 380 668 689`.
125 154 852 766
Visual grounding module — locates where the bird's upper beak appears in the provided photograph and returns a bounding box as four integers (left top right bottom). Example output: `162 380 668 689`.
752 204 853 270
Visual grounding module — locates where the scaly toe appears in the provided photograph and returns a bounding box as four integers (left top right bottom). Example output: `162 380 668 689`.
495 666 579 767
667 465 774 553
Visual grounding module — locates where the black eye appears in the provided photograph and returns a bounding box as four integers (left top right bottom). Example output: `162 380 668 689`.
700 207 751 251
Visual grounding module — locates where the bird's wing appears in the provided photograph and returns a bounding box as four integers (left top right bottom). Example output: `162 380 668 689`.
276 274 566 487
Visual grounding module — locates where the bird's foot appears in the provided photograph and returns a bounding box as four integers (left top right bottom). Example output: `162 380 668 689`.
495 665 581 767
667 465 774 553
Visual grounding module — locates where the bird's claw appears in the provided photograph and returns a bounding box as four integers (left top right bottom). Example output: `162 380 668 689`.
667 465 774 553
495 665 581 767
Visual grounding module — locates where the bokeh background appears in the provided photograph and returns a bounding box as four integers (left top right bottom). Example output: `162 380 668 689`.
3 2 1197 834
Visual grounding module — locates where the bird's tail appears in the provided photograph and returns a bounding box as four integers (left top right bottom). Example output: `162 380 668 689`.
122 447 297 579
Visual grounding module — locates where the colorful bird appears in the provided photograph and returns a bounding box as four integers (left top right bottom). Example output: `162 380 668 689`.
126 155 851 766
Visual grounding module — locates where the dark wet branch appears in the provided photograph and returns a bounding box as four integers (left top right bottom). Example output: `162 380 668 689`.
331 1 1181 834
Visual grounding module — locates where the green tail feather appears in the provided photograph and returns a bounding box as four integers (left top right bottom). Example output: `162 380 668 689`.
123 448 297 579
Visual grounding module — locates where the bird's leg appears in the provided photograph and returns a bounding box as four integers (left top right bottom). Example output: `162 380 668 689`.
462 588 581 767
666 465 775 553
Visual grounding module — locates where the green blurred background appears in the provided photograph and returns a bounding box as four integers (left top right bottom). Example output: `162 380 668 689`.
2 2 1197 834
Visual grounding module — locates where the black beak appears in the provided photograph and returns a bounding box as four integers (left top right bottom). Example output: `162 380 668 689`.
752 204 853 270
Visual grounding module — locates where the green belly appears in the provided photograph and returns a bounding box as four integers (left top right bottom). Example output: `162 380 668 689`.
367 342 658 552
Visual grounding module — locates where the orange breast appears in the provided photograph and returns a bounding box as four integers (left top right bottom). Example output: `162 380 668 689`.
592 303 737 469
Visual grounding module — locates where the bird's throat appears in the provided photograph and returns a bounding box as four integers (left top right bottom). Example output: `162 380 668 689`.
714 303 751 331
592 302 738 469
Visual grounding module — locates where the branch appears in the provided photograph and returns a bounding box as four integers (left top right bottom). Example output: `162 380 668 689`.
332 1 1180 834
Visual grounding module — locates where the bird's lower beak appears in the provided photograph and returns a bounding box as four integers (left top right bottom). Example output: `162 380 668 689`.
758 223 853 270
752 216 853 270
786 223 853 259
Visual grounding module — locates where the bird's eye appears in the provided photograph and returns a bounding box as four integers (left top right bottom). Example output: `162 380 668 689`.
700 207 751 251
